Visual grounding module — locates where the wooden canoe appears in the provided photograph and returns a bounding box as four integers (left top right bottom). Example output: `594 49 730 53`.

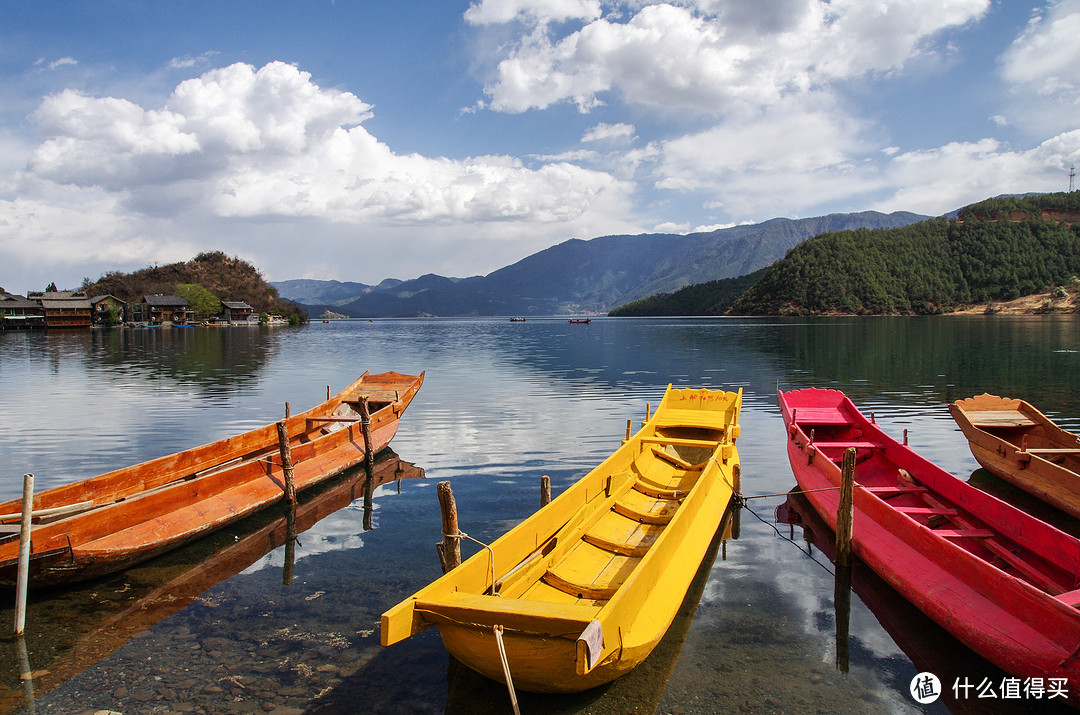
779 388 1080 699
951 394 1080 520
381 384 742 693
0 370 423 587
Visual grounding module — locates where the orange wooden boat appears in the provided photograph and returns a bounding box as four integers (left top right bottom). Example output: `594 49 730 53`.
951 394 1080 520
0 371 423 587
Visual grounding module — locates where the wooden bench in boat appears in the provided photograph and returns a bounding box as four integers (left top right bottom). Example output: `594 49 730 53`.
862 485 928 497
413 592 600 635
791 407 850 425
966 410 1037 428
809 441 885 450
640 436 719 449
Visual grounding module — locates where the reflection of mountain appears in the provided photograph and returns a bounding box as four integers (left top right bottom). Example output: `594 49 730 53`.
0 452 424 714
307 505 738 714
776 491 1073 715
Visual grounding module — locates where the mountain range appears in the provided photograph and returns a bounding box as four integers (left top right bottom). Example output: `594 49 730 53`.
273 210 928 317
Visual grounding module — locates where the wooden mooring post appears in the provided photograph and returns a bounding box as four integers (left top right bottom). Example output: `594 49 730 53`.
358 396 374 467
834 448 857 672
836 448 856 568
15 473 34 636
276 421 296 504
436 481 461 574
540 475 551 507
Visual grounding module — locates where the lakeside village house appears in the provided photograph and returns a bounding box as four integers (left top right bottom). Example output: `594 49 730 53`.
0 289 259 330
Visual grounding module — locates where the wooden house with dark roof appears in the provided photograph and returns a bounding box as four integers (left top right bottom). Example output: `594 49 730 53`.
26 290 92 329
90 294 127 325
0 288 46 329
221 300 256 324
136 295 193 325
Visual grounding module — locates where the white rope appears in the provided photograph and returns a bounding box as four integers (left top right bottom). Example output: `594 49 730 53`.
493 625 521 715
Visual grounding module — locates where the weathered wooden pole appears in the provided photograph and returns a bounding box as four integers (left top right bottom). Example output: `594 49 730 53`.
362 461 375 532
326 385 331 401
624 419 632 442
284 401 290 419
283 505 296 586
834 561 852 673
15 473 34 636
836 448 856 568
276 421 296 504
436 481 461 574
540 475 551 507
358 396 374 468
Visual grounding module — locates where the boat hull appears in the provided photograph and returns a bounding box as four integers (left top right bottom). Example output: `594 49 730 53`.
951 394 1080 520
0 371 423 587
382 385 741 693
779 388 1080 699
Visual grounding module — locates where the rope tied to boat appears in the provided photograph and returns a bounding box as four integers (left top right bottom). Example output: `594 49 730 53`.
493 625 521 715
442 529 499 596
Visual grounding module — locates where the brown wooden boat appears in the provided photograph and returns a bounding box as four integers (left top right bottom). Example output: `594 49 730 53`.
0 452 425 713
0 370 423 587
951 394 1080 520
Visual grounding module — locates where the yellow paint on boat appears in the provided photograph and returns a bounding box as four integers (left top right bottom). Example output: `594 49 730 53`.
380 384 742 693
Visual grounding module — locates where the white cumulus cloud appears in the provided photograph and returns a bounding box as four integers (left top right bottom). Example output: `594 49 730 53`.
478 0 989 114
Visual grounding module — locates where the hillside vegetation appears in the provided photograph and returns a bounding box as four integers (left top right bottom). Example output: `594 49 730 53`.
729 193 1080 315
80 251 308 322
609 268 767 316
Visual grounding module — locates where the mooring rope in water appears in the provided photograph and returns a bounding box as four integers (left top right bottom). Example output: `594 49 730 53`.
741 485 842 501
740 500 837 576
493 625 521 715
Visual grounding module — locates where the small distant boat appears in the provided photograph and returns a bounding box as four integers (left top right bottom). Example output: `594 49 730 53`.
779 387 1080 698
509 317 526 322
568 318 591 324
382 384 742 693
0 371 423 587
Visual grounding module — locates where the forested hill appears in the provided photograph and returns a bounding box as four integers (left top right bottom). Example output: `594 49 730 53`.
729 193 1080 315
80 251 307 321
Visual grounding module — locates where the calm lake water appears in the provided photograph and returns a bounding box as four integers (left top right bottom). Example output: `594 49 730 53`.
1 316 1079 714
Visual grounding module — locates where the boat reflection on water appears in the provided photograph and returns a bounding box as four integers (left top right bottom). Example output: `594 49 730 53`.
0 450 424 714
776 490 1074 715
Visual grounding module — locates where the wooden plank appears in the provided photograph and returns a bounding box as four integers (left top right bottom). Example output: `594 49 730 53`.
894 506 959 516
935 529 995 538
1026 448 1080 455
414 592 599 635
967 410 1037 428
639 436 719 449
0 500 95 523
792 408 850 425
810 441 885 450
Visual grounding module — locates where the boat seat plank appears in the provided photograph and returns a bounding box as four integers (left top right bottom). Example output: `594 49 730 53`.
1025 448 1080 456
652 409 729 430
966 410 1037 428
935 529 995 538
543 570 620 600
634 480 686 500
894 506 959 516
810 441 885 450
413 592 600 635
640 436 720 449
864 486 928 497
1056 588 1080 607
792 408 850 425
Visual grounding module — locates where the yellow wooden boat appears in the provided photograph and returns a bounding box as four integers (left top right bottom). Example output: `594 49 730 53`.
381 384 742 693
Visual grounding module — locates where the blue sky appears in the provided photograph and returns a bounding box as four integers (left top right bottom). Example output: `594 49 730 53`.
2 1 1078 293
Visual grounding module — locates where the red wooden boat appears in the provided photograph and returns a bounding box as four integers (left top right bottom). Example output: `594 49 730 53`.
779 387 1080 700
0 371 423 587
